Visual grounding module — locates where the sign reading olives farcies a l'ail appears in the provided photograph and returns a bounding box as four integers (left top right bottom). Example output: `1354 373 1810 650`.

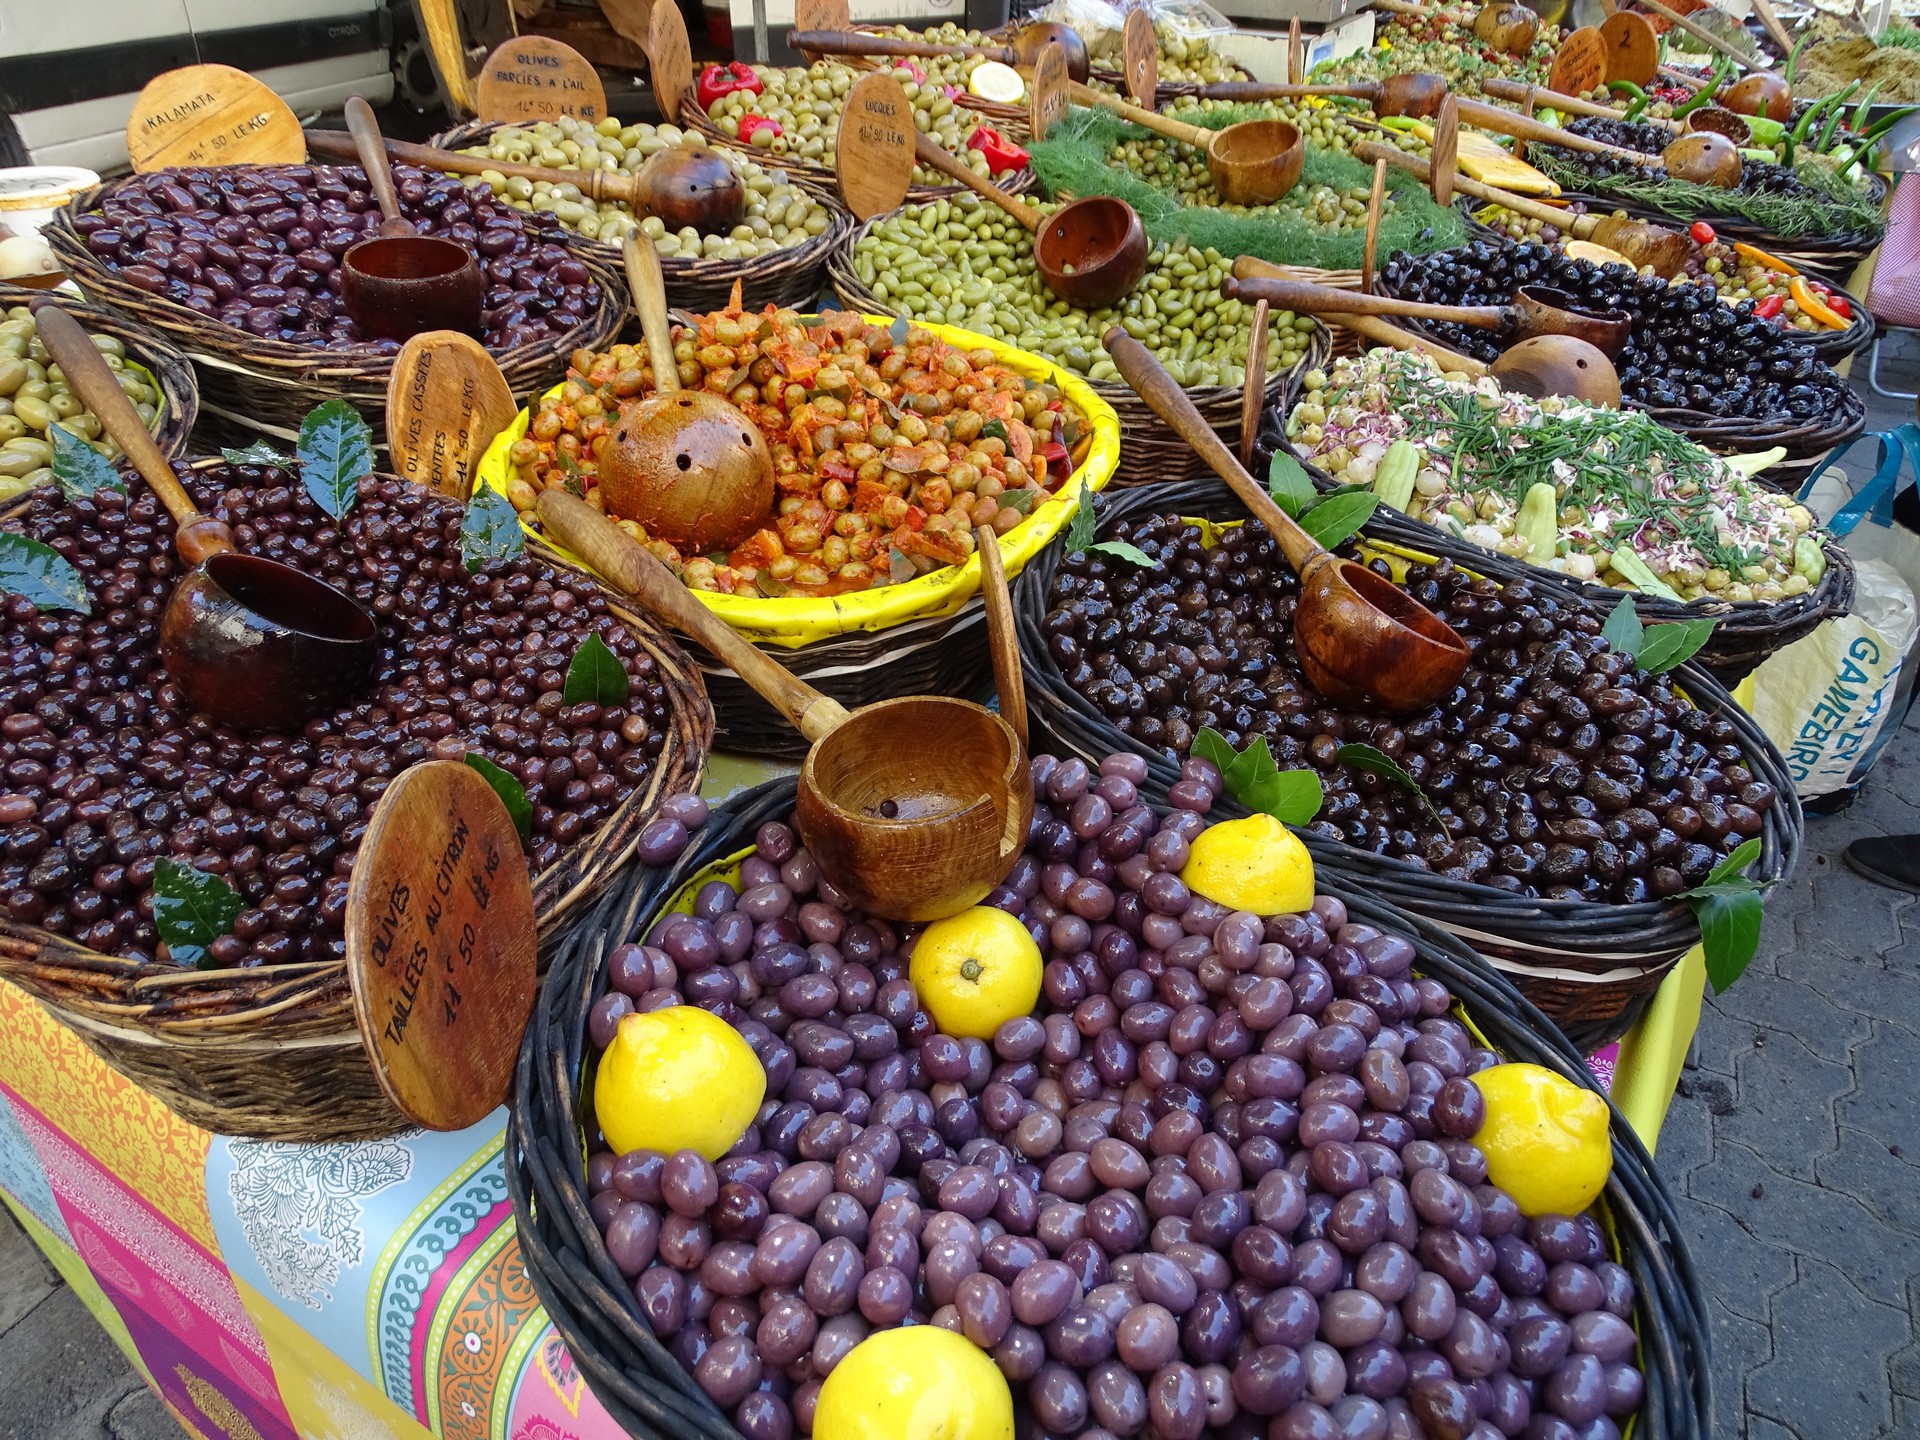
475 37 609 123
125 64 306 172
346 760 536 1131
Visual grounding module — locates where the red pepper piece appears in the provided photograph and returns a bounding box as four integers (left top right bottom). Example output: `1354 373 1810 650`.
738 114 784 145
1753 294 1785 320
964 124 1030 174
696 63 765 110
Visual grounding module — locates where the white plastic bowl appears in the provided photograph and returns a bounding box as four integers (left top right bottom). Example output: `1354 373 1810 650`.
0 166 100 238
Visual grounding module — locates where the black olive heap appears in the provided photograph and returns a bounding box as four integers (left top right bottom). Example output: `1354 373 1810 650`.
584 767 1647 1440
1042 516 1774 904
70 165 604 353
1544 117 1838 203
1379 243 1850 422
0 469 692 967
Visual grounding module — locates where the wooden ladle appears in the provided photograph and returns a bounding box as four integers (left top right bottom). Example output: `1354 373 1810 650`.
903 129 1147 310
1478 77 1683 131
1224 273 1634 358
34 303 379 730
1354 139 1695 278
597 233 775 554
305 129 747 236
536 487 1032 920
1028 53 1304 206
336 98 485 343
1100 327 1470 714
788 24 1091 83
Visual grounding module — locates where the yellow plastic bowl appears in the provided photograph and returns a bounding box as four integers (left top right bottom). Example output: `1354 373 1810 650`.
476 315 1121 648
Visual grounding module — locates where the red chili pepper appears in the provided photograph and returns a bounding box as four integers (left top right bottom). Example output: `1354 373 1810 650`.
1689 221 1716 245
1039 440 1071 481
696 63 764 110
737 114 783 145
964 124 1030 174
1753 294 1785 320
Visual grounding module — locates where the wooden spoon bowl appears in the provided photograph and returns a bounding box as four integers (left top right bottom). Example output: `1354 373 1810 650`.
340 235 485 342
1685 105 1753 145
1661 129 1743 186
1511 285 1632 356
1490 335 1623 407
1011 21 1090 83
1472 2 1541 54
1721 72 1792 122
1034 196 1149 310
796 696 1033 920
1207 118 1305 205
637 145 747 232
1294 554 1471 712
160 553 380 731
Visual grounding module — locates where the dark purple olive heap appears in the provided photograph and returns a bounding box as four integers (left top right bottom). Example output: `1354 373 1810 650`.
70 165 602 353
584 760 1646 1440
1380 242 1850 422
0 468 692 966
1042 518 1773 905
1548 117 1834 203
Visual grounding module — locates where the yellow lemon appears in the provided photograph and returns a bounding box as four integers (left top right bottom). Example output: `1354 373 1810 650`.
815 1326 1013 1440
967 60 1026 103
1472 1062 1613 1218
1180 812 1315 915
908 906 1042 1040
594 1005 764 1160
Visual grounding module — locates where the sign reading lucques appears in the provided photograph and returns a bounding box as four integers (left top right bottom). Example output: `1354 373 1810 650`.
346 761 537 1131
475 36 609 124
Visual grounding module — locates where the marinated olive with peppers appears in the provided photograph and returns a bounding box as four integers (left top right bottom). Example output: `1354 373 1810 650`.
1044 516 1773 904
70 164 604 353
506 308 1083 594
0 469 686 966
1380 241 1852 422
586 759 1645 1440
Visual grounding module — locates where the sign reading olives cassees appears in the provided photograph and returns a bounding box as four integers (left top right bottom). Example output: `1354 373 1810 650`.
345 760 536 1131
125 64 306 172
475 36 609 124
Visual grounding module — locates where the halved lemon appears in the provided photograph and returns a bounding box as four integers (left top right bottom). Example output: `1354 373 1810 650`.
1564 239 1631 268
969 61 1025 104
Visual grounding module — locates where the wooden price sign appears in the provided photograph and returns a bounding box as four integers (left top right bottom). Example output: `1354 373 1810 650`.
1123 7 1158 114
1029 41 1072 144
126 64 305 172
1598 11 1658 86
346 760 538 1132
794 0 853 33
385 332 518 500
646 0 697 125
1238 298 1270 469
1430 92 1460 207
1548 27 1609 99
475 36 608 124
837 72 918 220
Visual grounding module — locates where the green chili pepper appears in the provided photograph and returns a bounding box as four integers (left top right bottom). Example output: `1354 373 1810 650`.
1609 81 1652 122
1817 81 1860 151
1743 114 1786 145
1673 57 1733 120
1785 31 1810 85
1863 105 1920 142
1850 82 1885 136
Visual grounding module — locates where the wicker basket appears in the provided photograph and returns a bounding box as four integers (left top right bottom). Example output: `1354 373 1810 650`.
506 777 1712 1440
0 468 713 1141
1372 251 1868 478
44 171 627 450
429 121 851 317
1256 412 1859 687
827 216 1330 487
0 283 199 461
1451 196 1879 363
1015 478 1804 1048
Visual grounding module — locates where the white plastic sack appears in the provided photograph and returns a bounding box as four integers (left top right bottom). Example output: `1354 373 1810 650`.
1751 562 1918 797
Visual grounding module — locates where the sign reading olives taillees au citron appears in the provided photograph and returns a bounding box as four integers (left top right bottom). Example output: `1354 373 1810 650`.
475 36 608 124
125 64 306 172
345 760 537 1131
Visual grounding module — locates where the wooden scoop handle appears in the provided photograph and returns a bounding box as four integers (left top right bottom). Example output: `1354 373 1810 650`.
1228 259 1491 375
345 97 412 234
789 29 1017 63
1225 275 1509 330
537 489 852 743
912 133 1043 232
32 303 234 563
1189 81 1375 102
1478 76 1681 128
975 524 1027 752
1355 138 1572 230
1454 97 1662 166
1102 327 1326 577
623 234 681 395
1068 82 1216 152
306 130 644 210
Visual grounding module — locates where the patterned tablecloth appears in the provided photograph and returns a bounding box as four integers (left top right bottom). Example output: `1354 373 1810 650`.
0 753 1704 1440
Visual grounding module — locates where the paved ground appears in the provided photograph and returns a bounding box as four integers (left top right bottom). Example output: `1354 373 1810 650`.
3 345 1917 1439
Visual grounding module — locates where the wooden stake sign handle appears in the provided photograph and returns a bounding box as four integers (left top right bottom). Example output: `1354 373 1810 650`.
838 71 921 220
1030 41 1073 143
1239 298 1270 469
1430 93 1460 207
126 64 305 172
913 132 1044 231
646 0 697 125
1363 158 1387 292
976 525 1028 752
385 332 518 500
346 760 538 1132
1288 18 1303 86
1123 7 1158 114
475 36 609 124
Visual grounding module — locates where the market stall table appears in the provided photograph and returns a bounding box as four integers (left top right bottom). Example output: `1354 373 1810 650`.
0 751 1705 1440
